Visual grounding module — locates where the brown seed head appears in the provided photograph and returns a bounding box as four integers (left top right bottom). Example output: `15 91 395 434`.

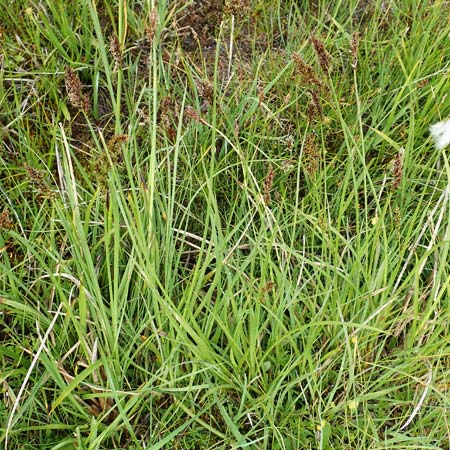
224 0 250 18
25 165 45 184
185 106 201 123
292 53 322 88
234 120 240 138
196 79 214 106
109 35 122 72
146 8 158 44
64 67 90 113
258 87 265 108
261 281 275 295
0 209 13 230
391 148 404 190
159 97 180 141
107 134 128 155
350 32 360 70
417 78 429 89
25 165 54 198
307 89 323 122
303 134 320 177
311 35 331 72
94 135 128 187
263 164 275 206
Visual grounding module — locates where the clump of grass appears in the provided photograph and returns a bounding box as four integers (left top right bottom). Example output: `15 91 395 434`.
2 1 450 449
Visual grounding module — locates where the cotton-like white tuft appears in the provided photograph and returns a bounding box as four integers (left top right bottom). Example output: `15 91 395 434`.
430 119 450 150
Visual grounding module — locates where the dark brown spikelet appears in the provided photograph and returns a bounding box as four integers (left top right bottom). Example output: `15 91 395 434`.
25 165 45 185
146 8 158 44
391 148 404 190
261 281 275 295
0 209 13 230
158 97 179 141
350 32 360 70
109 35 122 72
307 89 323 122
234 120 240 138
311 35 331 72
224 0 250 18
95 135 128 186
185 106 202 123
64 67 89 113
25 165 54 198
196 79 214 111
303 134 320 177
107 134 128 156
417 78 429 89
292 53 322 88
258 86 265 109
263 164 275 206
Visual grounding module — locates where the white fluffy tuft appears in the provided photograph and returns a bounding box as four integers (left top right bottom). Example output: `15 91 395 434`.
430 119 450 150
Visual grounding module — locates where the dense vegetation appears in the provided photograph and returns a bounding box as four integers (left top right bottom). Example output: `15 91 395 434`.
1 0 450 448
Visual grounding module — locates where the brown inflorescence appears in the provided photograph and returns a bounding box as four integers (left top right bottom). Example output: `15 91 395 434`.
391 148 404 190
307 89 323 122
25 165 55 198
417 78 429 89
0 209 13 230
263 164 275 206
109 35 122 72
292 53 322 89
350 32 360 70
146 8 158 44
185 106 202 123
94 135 128 186
158 97 179 141
224 0 251 18
303 134 320 177
64 67 90 113
311 35 331 72
196 79 214 111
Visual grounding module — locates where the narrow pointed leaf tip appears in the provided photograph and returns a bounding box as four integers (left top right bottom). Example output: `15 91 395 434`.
430 119 450 150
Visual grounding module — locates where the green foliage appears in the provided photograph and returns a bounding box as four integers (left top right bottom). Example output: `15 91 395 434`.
2 0 450 448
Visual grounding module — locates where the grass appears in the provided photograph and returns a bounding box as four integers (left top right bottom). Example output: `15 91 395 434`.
1 0 450 448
